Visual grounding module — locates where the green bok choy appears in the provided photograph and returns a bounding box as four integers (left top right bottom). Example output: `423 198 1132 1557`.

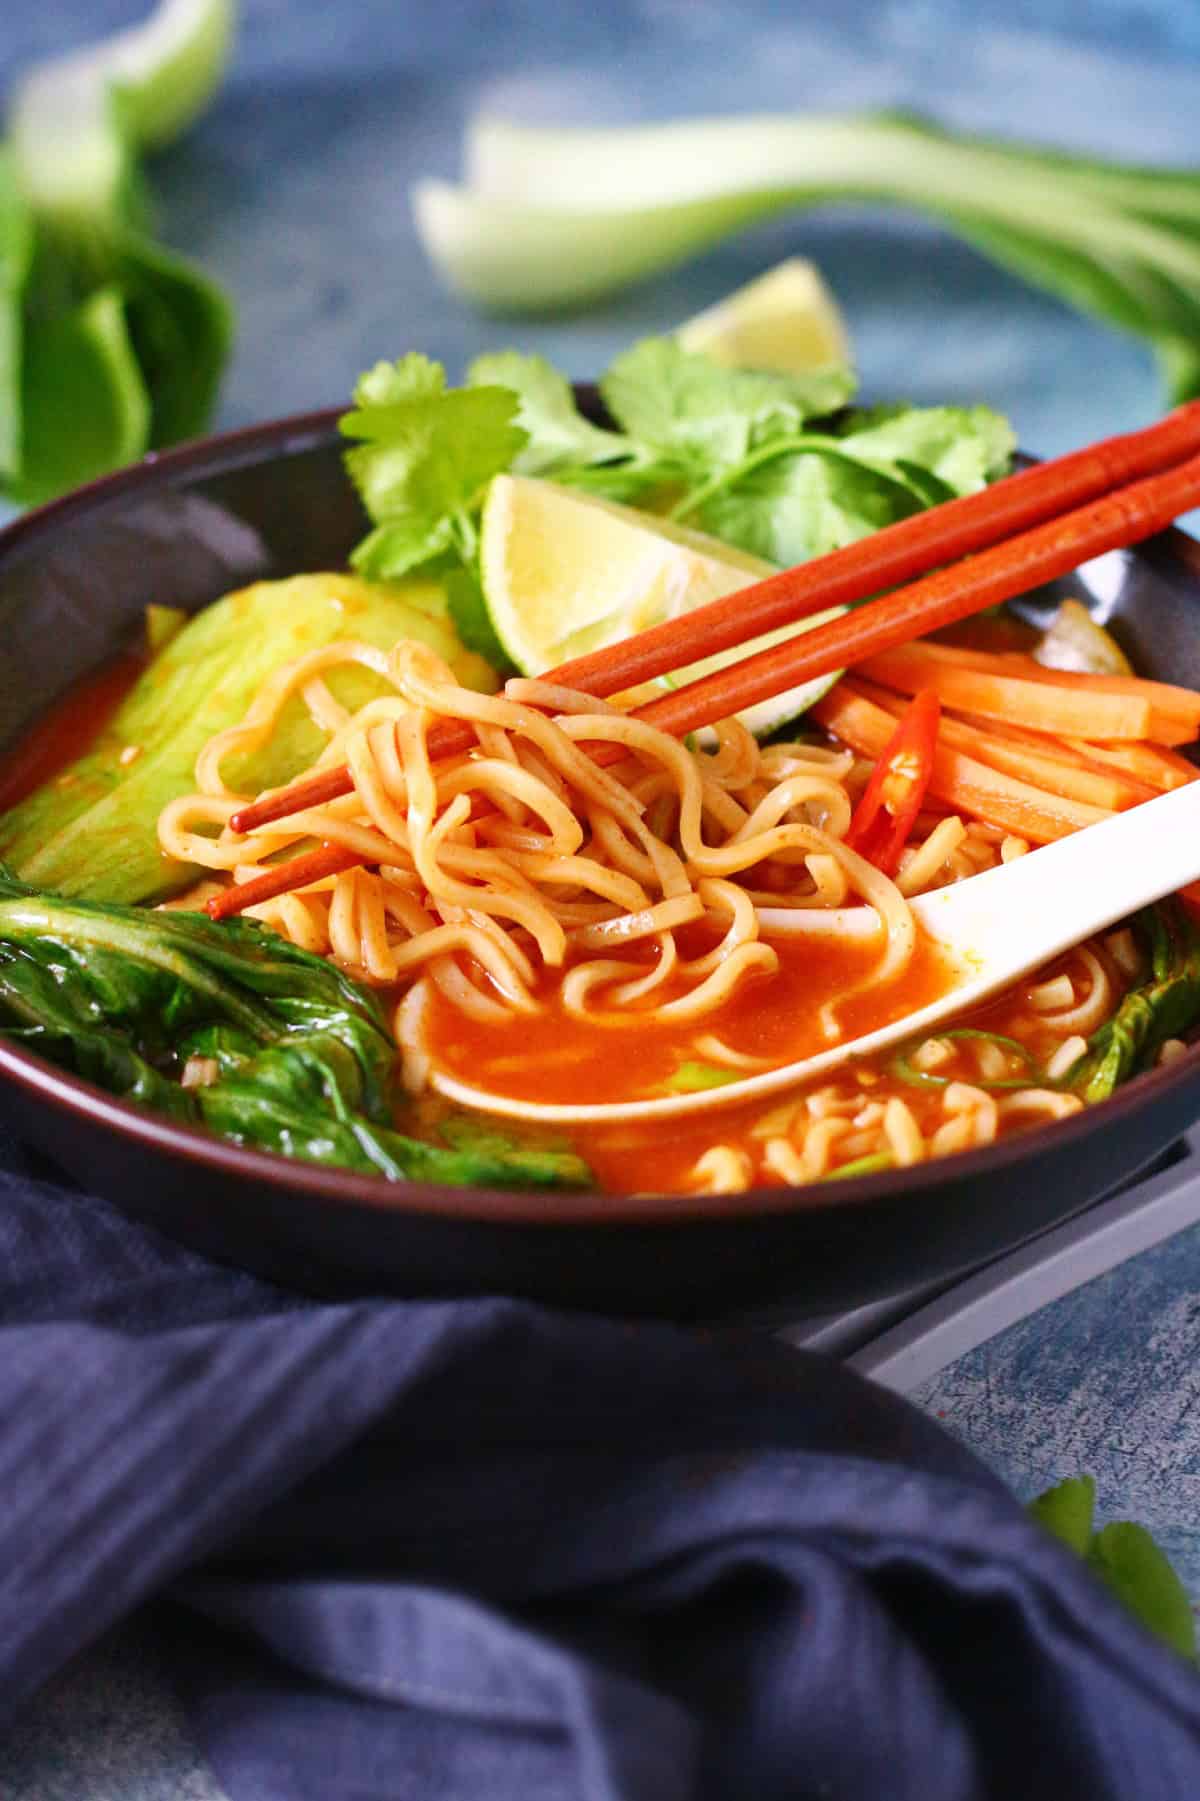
416 111 1200 400
1071 902 1200 1103
0 868 590 1188
1 0 236 501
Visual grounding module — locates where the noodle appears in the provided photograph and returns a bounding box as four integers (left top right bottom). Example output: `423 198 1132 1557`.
162 638 948 1036
156 632 1145 1201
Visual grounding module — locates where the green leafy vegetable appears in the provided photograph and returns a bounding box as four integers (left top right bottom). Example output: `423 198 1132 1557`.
823 1151 894 1181
1 0 236 502
1028 1473 1096 1557
345 338 1013 602
682 431 922 566
144 602 187 655
598 337 856 473
433 1110 592 1189
112 226 231 451
890 1028 1049 1093
416 110 1200 401
1088 1523 1198 1662
1070 902 1200 1102
0 572 493 904
341 354 528 579
439 564 515 671
467 350 635 480
0 152 33 482
1029 1475 1196 1659
17 284 151 504
826 403 1018 500
660 1060 745 1094
0 867 590 1188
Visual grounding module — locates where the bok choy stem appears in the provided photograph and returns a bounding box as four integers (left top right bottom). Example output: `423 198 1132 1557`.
1 0 236 502
416 111 1200 399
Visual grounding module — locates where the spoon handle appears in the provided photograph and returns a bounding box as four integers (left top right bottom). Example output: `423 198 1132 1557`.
911 778 1200 987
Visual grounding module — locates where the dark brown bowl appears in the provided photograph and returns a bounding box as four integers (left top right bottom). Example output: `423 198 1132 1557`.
3 408 1200 1318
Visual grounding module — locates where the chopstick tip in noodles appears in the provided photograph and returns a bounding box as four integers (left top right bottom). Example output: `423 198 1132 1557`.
206 843 361 921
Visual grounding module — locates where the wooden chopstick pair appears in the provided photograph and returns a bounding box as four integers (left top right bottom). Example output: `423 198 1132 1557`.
206 404 1200 922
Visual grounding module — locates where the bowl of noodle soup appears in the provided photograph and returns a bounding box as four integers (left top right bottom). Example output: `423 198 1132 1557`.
2 401 1200 1317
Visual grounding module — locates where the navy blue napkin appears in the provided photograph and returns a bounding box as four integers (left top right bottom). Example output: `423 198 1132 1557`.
4 1118 1200 1801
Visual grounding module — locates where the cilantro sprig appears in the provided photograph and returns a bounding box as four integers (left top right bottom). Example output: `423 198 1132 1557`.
338 335 1015 655
341 354 528 580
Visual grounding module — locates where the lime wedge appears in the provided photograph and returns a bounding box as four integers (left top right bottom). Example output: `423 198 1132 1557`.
479 473 845 737
676 257 851 375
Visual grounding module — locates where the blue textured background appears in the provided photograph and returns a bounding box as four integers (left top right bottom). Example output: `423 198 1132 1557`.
4 2 1200 1793
11 0 1193 455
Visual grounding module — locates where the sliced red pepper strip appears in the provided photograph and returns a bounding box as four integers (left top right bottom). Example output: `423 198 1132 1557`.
844 687 941 875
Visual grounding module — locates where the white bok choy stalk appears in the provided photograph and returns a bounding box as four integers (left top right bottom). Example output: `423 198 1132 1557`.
414 112 1200 400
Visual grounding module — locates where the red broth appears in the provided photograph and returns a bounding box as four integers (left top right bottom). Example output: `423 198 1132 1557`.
0 653 145 812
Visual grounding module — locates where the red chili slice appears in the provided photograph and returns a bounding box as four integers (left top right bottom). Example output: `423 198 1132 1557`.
844 687 941 875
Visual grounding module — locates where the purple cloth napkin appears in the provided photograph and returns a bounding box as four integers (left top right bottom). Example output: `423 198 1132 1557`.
4 1118 1200 1800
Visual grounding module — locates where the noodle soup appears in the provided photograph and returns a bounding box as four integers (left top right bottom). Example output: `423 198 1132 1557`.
4 317 1200 1208
147 631 1173 1197
0 588 1192 1202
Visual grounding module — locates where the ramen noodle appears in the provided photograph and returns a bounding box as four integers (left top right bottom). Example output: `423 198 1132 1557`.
156 635 1144 1196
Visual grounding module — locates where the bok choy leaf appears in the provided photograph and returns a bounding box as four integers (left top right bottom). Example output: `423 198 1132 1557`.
0 152 33 484
0 868 590 1189
2 0 236 502
0 573 496 906
1070 902 1200 1103
415 111 1200 400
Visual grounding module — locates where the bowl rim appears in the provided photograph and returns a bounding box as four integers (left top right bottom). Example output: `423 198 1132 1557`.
2 407 1200 1228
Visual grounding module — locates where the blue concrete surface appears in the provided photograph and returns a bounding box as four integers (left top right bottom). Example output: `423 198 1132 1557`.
913 1217 1200 1590
4 0 1200 1791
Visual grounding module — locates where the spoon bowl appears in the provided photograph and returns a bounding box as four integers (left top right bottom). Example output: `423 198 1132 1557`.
427 779 1200 1125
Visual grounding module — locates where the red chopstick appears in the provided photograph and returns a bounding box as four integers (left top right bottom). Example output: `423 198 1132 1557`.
227 400 1200 838
631 449 1200 740
206 421 1200 923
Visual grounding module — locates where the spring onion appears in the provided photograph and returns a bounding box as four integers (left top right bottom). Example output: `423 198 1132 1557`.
824 1151 894 1181
889 1028 1049 1092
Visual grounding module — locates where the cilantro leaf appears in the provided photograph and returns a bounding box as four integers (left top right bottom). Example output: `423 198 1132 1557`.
340 354 527 578
441 565 515 672
833 403 1017 495
683 398 1015 567
468 348 682 504
337 339 1016 695
695 437 926 565
349 515 458 584
468 350 631 473
600 337 856 474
